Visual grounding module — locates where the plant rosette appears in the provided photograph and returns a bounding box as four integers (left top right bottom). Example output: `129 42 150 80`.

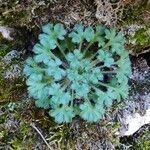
24 23 132 123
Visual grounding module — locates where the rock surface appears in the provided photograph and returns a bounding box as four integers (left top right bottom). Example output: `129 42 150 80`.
122 109 150 136
116 57 150 137
0 26 14 40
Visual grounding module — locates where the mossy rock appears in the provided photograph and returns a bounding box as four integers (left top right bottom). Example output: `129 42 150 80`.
122 0 150 24
0 77 26 103
120 0 150 55
0 33 12 57
0 33 27 103
127 26 150 55
0 0 61 29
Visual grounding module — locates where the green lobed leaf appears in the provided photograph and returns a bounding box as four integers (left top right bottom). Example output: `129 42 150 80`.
69 24 84 43
53 23 67 40
79 102 104 122
84 26 95 42
35 98 51 109
97 49 114 67
49 84 71 105
71 82 90 97
42 23 54 34
50 106 75 123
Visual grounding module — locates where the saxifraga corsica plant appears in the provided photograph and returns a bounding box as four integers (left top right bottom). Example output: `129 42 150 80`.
24 23 132 123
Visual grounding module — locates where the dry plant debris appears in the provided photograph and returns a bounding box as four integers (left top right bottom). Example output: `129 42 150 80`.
95 0 124 26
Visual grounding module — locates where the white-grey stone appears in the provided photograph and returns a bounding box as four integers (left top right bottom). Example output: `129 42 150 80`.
116 108 150 136
2 50 21 64
0 26 14 40
4 64 22 79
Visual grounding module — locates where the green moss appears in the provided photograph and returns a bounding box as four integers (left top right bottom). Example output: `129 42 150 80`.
0 55 25 103
0 33 12 57
134 29 149 46
128 126 150 150
126 24 150 54
0 100 76 150
130 27 150 47
0 77 26 103
0 108 34 149
0 27 29 103
0 0 60 29
122 0 150 24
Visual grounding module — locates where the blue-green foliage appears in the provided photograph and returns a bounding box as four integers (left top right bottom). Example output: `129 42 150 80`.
24 23 132 123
